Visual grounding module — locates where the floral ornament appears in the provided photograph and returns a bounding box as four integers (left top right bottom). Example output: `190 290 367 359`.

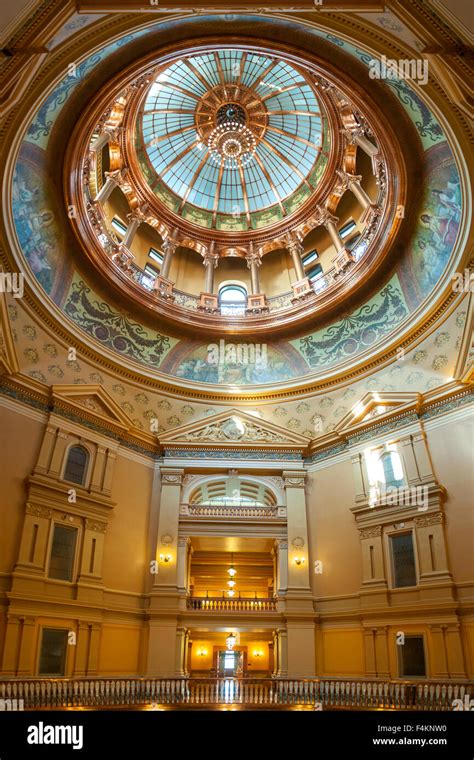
113 383 126 395
319 397 334 408
133 418 144 430
334 406 348 418
22 325 36 340
325 423 336 432
455 336 461 349
23 348 39 363
303 429 313 438
366 378 380 389
425 377 440 390
343 388 355 400
455 311 466 328
287 417 301 429
157 400 171 410
413 350 428 364
434 332 450 347
167 416 181 427
90 372 104 384
432 355 448 371
181 405 195 417
273 407 287 417
121 401 134 413
7 305 17 321
29 370 46 382
73 378 86 384
48 365 64 377
66 360 81 373
296 402 310 414
390 364 402 376
311 413 325 425
43 343 57 357
406 372 423 384
11 328 17 342
134 393 149 405
382 384 396 392
143 409 158 420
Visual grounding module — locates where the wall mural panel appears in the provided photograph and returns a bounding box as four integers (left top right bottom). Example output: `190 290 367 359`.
8 15 463 387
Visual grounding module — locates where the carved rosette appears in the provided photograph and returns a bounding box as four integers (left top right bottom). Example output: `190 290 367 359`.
359 525 382 539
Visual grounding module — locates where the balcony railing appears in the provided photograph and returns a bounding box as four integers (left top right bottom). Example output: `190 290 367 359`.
186 596 277 612
180 503 286 519
1 677 471 710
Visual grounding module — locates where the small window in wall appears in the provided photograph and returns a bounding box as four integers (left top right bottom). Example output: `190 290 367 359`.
219 284 247 315
339 219 357 239
48 525 77 582
149 248 163 265
303 249 318 267
39 629 68 676
390 532 417 588
399 635 426 677
111 217 127 236
63 445 89 486
307 263 323 281
380 450 405 488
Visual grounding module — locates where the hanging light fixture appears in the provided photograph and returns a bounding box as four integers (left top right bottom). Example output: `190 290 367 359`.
226 632 237 650
227 553 237 578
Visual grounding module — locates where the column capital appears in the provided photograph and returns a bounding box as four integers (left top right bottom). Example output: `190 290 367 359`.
282 470 307 488
202 251 219 268
162 237 179 256
336 169 363 191
285 233 304 255
161 468 185 486
246 251 262 268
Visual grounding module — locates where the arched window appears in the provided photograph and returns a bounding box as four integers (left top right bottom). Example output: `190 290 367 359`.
379 450 405 488
218 284 247 315
63 445 89 486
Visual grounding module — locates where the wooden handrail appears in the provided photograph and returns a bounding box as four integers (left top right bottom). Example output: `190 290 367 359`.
1 677 471 710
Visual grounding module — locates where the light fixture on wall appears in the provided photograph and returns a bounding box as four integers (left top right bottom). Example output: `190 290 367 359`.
226 633 237 650
253 650 263 658
197 646 208 657
294 556 305 566
159 553 172 563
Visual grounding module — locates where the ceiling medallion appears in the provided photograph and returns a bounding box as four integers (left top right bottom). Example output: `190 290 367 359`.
208 103 257 168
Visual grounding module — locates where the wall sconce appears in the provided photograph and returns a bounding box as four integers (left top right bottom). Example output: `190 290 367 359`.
159 553 172 563
253 650 263 658
197 647 208 657
294 556 305 566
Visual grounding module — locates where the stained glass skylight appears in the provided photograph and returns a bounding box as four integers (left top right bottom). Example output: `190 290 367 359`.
135 50 328 230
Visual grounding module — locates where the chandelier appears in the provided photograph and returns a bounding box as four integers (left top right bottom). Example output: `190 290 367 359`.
226 633 237 650
208 103 257 168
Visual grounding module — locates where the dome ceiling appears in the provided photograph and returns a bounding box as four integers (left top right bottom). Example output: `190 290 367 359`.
136 51 327 230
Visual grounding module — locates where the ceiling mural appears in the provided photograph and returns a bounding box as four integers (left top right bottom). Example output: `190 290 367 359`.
5 14 467 391
8 291 467 437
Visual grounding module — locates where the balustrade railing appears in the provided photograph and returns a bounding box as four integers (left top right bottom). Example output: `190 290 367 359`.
180 503 285 519
186 596 277 612
1 677 470 710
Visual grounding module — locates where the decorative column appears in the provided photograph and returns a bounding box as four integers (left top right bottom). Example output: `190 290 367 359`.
176 537 190 595
322 210 355 275
198 246 219 311
175 627 187 676
374 627 390 678
90 125 124 153
122 209 145 248
17 617 36 676
147 468 185 677
286 234 311 300
275 629 288 677
94 169 125 203
154 236 179 299
414 512 452 587
246 246 268 312
274 539 288 598
341 126 378 158
203 250 219 293
336 170 375 218
282 471 315 678
358 525 387 602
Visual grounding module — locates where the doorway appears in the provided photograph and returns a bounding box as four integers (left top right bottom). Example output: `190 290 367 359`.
217 650 243 676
